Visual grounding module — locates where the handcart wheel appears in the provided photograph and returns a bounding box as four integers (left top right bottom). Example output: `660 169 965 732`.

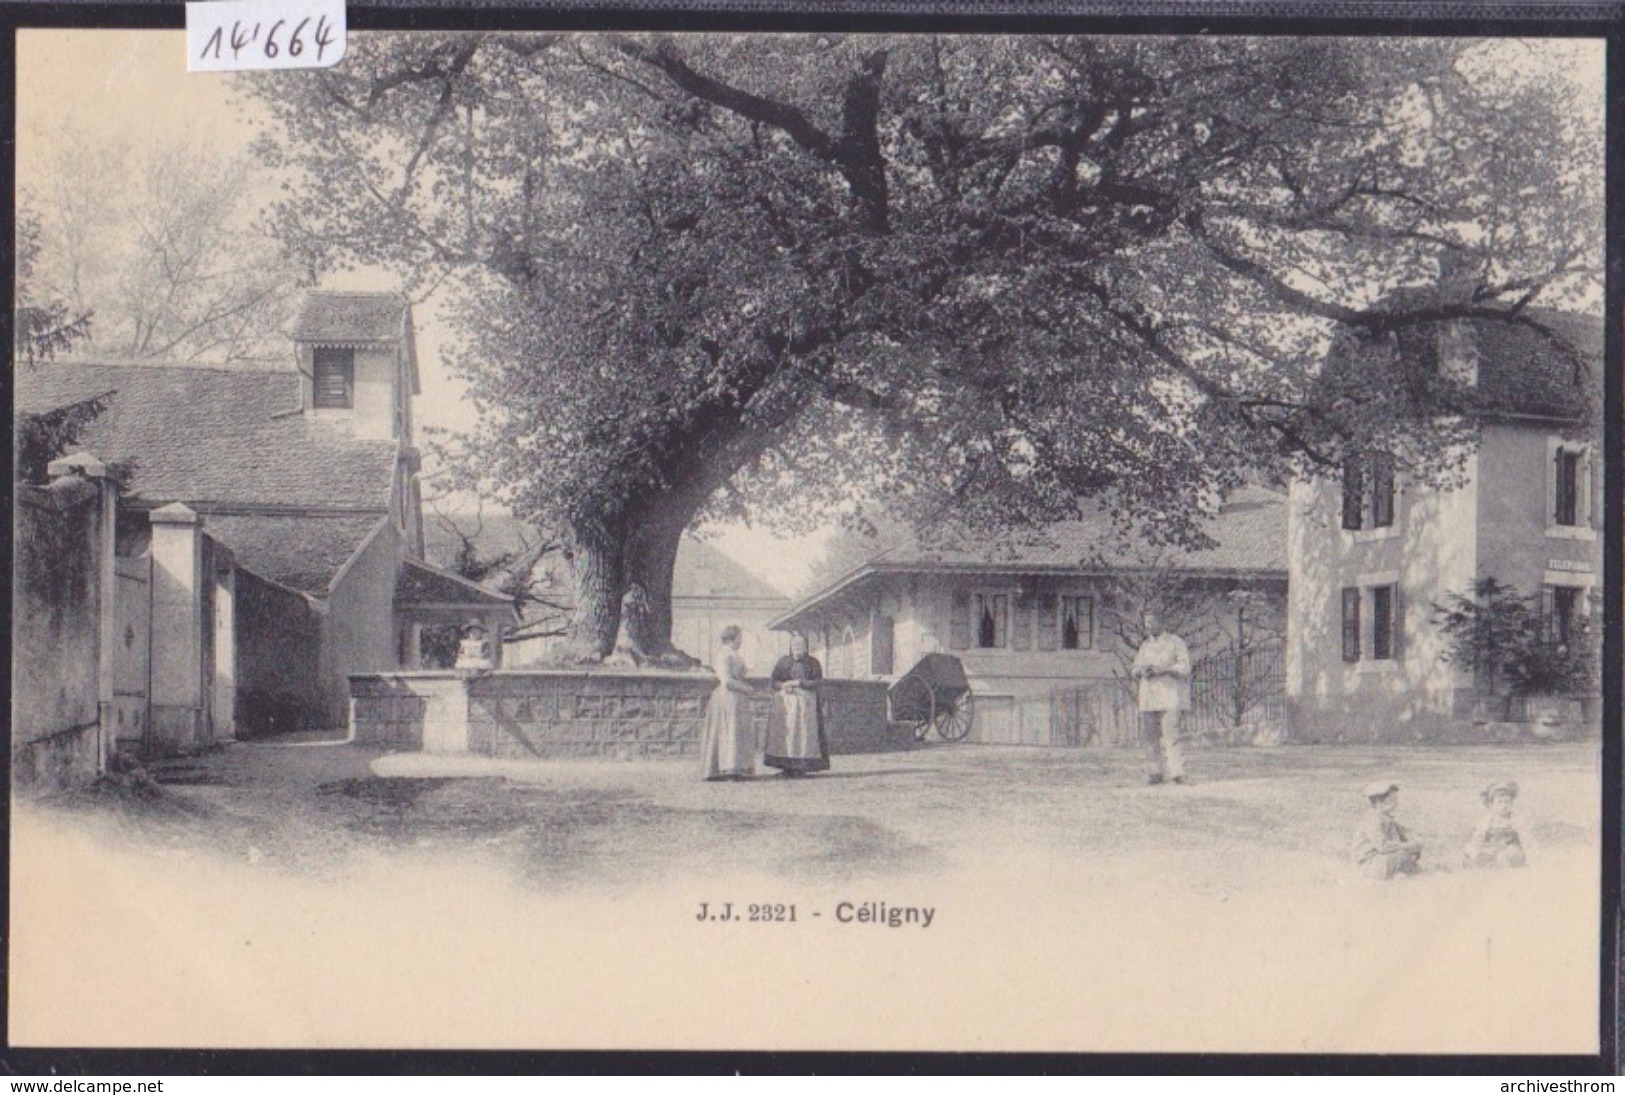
935 689 976 742
888 675 936 742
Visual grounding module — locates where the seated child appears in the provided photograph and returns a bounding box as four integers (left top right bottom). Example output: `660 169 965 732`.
1352 781 1423 879
1462 778 1527 869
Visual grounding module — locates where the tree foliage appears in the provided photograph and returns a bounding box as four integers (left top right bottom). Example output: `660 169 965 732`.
23 126 301 362
14 206 92 372
247 34 1602 658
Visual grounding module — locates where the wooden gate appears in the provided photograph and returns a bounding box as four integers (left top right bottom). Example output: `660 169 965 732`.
112 553 152 751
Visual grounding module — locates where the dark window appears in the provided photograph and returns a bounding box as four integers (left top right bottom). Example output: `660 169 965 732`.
1372 585 1396 661
1060 596 1093 651
313 347 355 409
974 593 1008 649
1341 587 1361 663
1555 448 1582 527
1369 452 1396 529
1550 586 1582 646
1341 456 1364 531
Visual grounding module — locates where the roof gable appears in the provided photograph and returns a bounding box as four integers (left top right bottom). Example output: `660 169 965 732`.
395 558 518 614
205 513 386 594
290 291 409 344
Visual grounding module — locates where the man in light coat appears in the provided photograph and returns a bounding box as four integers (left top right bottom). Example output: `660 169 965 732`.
1131 608 1192 786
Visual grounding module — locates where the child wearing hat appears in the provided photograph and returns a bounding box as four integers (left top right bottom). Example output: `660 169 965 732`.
454 622 494 670
1462 779 1527 869
1351 781 1423 879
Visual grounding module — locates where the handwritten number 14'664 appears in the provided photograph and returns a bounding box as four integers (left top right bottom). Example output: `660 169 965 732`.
199 16 335 64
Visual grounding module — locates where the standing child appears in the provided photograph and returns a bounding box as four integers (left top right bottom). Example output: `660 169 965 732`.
1352 781 1423 879
1462 779 1527 868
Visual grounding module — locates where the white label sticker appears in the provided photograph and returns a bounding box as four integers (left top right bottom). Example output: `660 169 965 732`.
188 0 347 72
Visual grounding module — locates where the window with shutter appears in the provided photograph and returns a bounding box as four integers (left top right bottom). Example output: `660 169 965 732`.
1061 596 1094 650
1550 586 1581 645
973 592 1008 649
1371 584 1395 661
312 347 355 409
1341 587 1361 663
1341 455 1364 530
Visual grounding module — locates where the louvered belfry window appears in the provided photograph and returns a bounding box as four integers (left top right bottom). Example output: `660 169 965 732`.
313 347 355 409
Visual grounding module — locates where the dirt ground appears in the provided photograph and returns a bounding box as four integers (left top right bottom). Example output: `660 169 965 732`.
9 739 1604 1054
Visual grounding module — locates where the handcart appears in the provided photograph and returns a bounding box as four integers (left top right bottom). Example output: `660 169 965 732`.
886 653 976 742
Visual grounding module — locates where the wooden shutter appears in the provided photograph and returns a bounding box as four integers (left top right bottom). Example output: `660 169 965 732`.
1341 455 1364 530
949 590 970 650
871 615 895 676
1012 591 1033 651
1391 584 1404 660
1037 594 1059 651
313 347 354 409
1341 587 1361 663
1370 453 1395 528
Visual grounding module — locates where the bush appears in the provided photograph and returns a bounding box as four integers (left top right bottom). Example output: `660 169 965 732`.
1434 578 1599 697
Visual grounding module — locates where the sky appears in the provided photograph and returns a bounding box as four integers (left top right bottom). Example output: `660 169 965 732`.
14 29 831 598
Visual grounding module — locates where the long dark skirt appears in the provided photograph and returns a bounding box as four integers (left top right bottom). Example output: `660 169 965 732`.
763 688 830 775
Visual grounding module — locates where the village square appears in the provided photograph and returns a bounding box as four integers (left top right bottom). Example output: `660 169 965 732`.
8 30 1608 1053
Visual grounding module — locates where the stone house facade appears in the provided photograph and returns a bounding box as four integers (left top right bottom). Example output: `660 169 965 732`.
1285 310 1604 741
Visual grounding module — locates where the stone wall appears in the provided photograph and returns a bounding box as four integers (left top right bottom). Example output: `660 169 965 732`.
349 669 904 760
13 478 105 789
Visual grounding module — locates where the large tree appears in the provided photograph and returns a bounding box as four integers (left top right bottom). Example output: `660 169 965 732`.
248 34 1601 661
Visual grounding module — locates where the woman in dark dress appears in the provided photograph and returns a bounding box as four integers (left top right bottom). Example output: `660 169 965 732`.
764 634 830 778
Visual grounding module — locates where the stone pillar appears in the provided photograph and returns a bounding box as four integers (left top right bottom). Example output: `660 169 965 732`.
212 554 238 741
423 678 472 754
46 452 117 774
149 502 206 754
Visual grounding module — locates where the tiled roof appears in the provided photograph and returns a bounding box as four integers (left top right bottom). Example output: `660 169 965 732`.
1320 306 1603 424
395 558 517 611
289 291 409 344
1467 310 1602 422
14 361 399 510
205 513 387 594
421 517 790 622
791 487 1288 615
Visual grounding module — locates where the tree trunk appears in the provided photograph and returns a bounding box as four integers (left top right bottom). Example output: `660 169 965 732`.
565 517 624 660
623 515 698 667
